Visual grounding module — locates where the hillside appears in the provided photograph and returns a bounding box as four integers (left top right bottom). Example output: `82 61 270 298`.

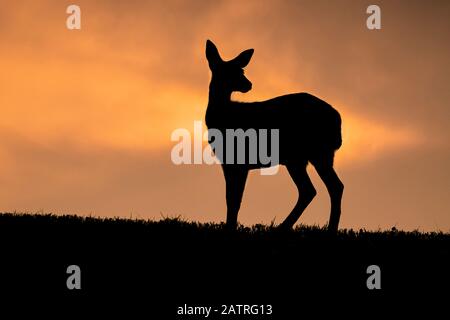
1 213 449 316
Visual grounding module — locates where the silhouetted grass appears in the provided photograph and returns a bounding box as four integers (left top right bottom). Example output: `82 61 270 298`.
1 212 449 310
1 212 448 239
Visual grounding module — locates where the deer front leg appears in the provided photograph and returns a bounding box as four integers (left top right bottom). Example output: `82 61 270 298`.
223 165 248 229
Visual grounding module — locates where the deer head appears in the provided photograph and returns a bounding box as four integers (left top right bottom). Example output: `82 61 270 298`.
206 40 254 95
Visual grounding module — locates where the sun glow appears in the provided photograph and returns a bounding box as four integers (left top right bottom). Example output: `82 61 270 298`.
336 109 423 166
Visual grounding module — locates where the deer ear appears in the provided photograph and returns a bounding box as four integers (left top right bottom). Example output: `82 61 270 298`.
231 49 254 68
206 40 222 70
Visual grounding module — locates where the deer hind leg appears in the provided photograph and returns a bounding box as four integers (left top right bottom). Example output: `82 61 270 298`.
312 154 344 233
222 165 248 229
279 163 317 230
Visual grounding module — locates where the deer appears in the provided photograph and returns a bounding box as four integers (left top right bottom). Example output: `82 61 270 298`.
204 40 344 233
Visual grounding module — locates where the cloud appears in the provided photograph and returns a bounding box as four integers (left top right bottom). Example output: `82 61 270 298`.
0 0 449 230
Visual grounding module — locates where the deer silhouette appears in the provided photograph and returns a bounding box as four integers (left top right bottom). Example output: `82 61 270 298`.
205 40 344 232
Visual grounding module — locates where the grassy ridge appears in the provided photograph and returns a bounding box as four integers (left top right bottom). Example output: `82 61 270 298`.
1 212 448 239
0 212 449 316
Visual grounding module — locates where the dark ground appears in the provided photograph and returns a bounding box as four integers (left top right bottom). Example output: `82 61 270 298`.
0 213 449 317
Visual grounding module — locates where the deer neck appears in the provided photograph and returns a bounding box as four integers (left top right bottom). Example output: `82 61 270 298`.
208 80 232 107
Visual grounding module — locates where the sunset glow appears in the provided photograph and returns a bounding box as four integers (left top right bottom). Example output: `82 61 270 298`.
1 0 449 231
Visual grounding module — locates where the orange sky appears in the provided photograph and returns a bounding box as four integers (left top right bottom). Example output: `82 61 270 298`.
1 0 449 231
